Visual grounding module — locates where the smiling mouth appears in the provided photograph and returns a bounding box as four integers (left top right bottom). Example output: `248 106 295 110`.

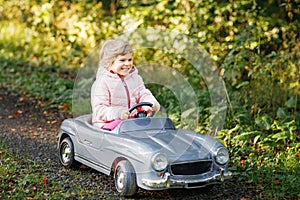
121 67 131 70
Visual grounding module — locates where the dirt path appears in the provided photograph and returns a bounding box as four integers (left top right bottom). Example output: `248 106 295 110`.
0 87 249 199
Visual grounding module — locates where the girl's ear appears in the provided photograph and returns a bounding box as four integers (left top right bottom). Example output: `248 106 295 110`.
107 60 113 68
104 58 112 69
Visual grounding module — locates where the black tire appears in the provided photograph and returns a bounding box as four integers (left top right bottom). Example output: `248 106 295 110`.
114 160 138 197
58 137 77 168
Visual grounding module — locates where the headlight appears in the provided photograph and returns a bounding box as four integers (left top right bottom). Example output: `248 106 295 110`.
151 153 168 171
215 147 229 165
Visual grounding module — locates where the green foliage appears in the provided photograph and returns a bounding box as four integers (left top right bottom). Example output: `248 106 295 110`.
0 0 299 198
0 59 73 110
219 117 300 198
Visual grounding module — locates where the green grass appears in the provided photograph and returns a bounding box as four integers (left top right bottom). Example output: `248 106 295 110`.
222 119 300 199
0 59 74 112
0 144 70 199
229 149 300 199
0 143 118 199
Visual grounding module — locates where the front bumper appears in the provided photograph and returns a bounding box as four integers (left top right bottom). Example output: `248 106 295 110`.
142 170 232 189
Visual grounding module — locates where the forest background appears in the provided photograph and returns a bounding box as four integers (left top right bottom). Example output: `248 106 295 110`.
0 0 299 199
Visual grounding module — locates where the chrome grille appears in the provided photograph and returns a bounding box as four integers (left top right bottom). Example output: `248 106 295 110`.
170 160 212 175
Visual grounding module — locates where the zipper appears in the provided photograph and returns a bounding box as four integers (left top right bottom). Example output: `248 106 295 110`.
119 76 131 108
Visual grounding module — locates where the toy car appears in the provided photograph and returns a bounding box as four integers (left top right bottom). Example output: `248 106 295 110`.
57 102 231 197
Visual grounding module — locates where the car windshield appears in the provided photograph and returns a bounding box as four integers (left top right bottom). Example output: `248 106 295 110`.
118 117 176 134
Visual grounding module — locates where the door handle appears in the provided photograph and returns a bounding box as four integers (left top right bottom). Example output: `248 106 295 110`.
83 139 92 145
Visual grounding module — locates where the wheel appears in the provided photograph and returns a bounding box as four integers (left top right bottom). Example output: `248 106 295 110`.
114 160 138 197
58 137 77 168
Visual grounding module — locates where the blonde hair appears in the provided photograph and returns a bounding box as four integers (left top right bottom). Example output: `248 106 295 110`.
99 39 133 68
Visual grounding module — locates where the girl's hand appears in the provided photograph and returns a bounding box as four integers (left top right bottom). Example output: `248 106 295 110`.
120 110 130 120
152 102 160 112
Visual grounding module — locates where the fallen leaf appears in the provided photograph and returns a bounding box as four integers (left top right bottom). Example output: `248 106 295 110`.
256 184 264 190
20 171 30 175
51 120 58 124
43 176 47 185
240 197 251 200
32 132 39 137
216 193 223 198
8 115 14 119
247 184 255 189
19 97 25 102
296 152 300 157
38 101 46 107
27 197 34 200
274 179 280 185
0 96 3 100
14 110 23 116
59 103 69 110
240 159 246 166
11 128 16 132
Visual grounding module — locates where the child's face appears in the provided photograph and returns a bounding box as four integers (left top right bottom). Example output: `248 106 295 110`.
109 53 133 76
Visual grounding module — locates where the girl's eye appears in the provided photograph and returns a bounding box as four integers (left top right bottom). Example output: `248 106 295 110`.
119 59 132 62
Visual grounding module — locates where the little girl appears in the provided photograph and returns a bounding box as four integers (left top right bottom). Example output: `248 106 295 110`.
91 39 160 129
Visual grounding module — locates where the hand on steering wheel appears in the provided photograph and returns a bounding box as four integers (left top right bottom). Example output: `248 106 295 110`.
128 102 154 118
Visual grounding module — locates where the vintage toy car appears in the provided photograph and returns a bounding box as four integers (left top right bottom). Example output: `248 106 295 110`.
57 102 231 197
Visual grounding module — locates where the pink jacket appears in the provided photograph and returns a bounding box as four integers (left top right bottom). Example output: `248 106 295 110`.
91 67 160 127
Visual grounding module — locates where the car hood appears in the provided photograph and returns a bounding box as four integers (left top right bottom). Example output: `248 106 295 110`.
122 129 221 162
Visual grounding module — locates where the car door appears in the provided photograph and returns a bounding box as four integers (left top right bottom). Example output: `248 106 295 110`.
76 123 104 162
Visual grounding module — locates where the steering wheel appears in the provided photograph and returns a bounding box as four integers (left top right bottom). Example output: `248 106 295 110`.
129 102 154 118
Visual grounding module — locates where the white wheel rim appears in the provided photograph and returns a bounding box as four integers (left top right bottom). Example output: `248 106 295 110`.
61 143 71 164
116 167 125 191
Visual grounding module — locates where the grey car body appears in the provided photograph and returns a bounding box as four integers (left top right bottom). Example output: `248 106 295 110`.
57 114 231 196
